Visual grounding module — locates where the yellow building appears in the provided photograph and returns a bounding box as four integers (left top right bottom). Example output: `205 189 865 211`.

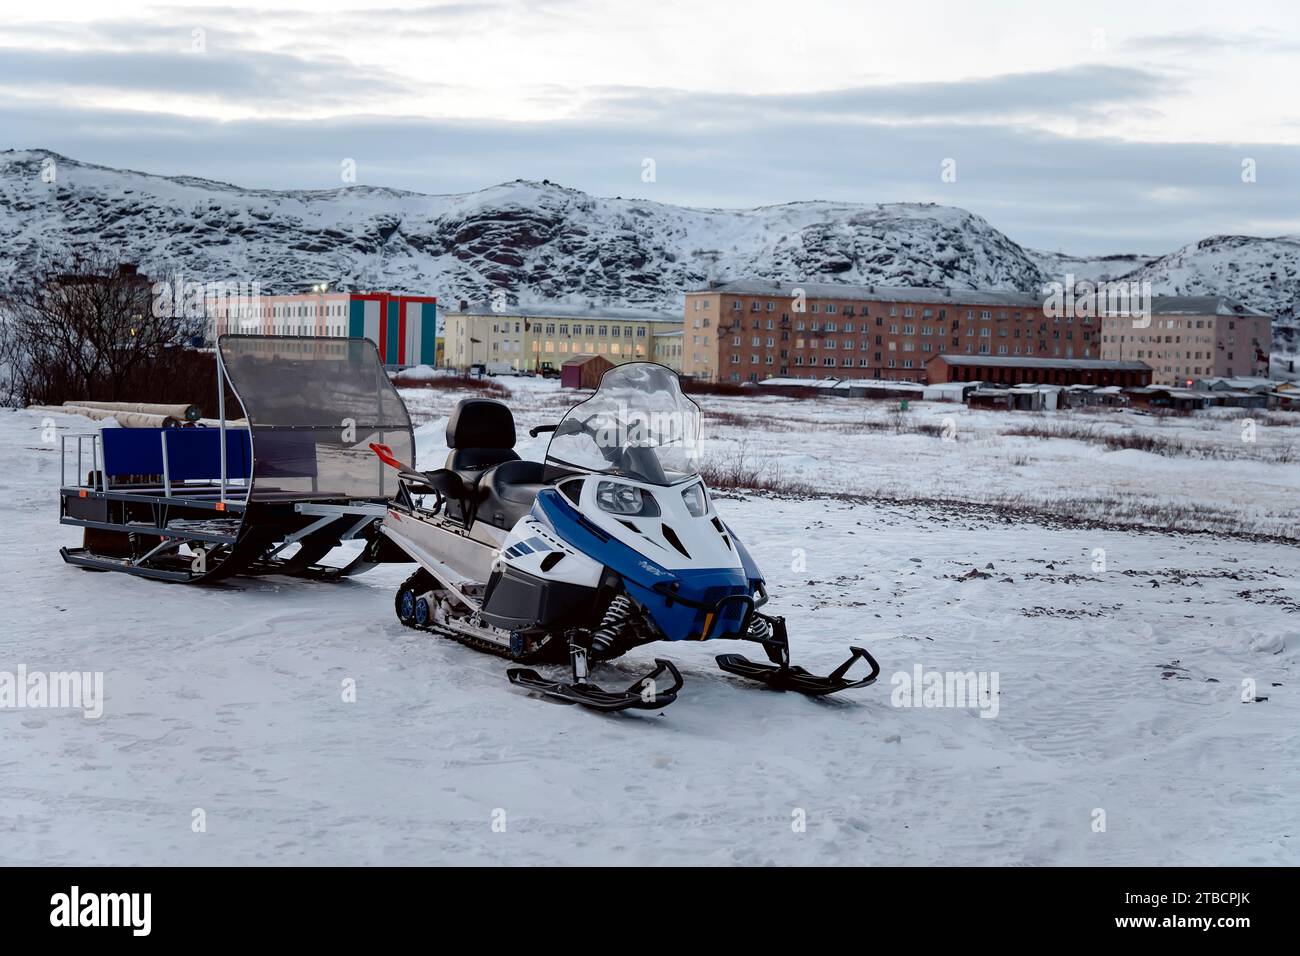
442 303 683 372
653 329 684 372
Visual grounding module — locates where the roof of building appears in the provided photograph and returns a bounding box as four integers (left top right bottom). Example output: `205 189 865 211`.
447 301 681 323
689 281 1272 318
1126 386 1207 399
561 353 613 367
652 329 684 337
755 377 924 391
1148 296 1269 317
691 279 1043 308
1194 376 1274 390
928 355 1152 371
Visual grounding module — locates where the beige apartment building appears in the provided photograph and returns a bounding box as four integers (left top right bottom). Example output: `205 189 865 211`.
443 302 682 372
1099 297 1272 385
653 329 684 372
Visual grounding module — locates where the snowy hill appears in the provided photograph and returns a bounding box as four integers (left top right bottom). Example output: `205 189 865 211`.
0 149 1049 308
1 149 1296 355
1023 248 1158 284
1122 235 1300 357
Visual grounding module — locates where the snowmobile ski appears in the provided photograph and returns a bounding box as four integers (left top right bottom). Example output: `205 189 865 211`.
715 613 879 696
715 646 880 696
507 656 683 713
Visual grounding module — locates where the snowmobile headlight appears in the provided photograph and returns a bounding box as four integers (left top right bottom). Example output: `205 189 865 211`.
680 482 708 517
596 481 660 517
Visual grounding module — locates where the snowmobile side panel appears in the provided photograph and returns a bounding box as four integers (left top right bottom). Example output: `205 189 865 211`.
498 518 602 589
381 506 502 585
723 521 764 585
480 564 598 632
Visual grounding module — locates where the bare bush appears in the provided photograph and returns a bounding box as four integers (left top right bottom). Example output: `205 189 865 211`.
1 251 205 408
391 372 512 398
699 442 812 495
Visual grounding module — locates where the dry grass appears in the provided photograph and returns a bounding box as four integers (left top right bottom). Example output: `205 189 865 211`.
699 443 813 495
392 373 512 399
1000 420 1296 463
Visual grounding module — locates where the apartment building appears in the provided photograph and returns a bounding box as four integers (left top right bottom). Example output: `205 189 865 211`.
683 280 1092 384
652 329 684 372
205 290 438 367
1098 296 1272 385
442 302 682 372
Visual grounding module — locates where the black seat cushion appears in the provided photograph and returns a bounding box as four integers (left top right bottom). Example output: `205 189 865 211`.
445 446 519 486
441 398 523 505
447 398 516 451
477 460 548 529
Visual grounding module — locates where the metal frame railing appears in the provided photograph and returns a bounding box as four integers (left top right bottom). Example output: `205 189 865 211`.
60 432 105 491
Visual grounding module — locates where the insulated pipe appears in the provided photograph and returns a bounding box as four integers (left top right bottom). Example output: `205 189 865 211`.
29 405 183 428
62 401 202 422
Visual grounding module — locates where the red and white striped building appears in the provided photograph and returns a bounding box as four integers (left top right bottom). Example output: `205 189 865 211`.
206 291 438 367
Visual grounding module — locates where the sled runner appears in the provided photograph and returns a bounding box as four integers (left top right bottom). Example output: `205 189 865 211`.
374 361 879 712
57 335 413 583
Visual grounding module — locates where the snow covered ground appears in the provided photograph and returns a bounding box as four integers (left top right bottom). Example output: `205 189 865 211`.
1 382 1297 865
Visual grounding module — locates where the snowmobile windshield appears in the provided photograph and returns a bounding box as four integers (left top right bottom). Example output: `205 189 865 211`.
545 363 701 486
218 335 414 501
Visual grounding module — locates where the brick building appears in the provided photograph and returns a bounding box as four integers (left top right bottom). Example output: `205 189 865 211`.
926 354 1152 388
683 280 1097 384
1099 296 1272 386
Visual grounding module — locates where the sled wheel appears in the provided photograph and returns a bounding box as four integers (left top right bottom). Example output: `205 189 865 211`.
396 588 417 624
414 596 431 627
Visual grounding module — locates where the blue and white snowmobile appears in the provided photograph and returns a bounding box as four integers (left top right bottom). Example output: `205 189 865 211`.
371 362 878 712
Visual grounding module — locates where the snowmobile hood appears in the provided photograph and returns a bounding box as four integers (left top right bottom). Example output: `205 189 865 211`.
532 488 688 591
533 489 753 640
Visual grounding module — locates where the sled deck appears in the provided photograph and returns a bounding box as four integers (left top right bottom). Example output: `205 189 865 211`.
57 335 414 583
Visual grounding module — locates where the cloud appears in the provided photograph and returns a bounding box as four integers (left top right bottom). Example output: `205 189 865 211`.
1125 29 1300 55
0 44 417 107
585 65 1174 125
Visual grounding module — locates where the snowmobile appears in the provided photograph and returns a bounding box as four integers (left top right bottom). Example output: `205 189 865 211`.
370 362 878 712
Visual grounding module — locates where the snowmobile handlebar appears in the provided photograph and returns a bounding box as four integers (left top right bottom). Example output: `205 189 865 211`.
369 442 405 470
528 424 558 438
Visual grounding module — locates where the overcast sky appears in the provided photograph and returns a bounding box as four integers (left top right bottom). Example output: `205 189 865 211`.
3 0 1298 254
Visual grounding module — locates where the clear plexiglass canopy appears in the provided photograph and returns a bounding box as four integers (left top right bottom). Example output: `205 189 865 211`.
545 362 702 485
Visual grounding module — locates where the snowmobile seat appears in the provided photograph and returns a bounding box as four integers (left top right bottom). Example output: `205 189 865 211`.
439 398 548 527
477 459 548 529
444 398 522 487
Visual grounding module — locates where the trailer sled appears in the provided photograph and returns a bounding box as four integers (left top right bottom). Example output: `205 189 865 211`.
57 335 414 583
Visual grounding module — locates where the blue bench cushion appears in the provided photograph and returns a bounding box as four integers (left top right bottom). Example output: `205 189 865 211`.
100 428 253 481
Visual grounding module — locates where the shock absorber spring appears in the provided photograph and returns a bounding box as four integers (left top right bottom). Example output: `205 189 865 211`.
591 594 636 657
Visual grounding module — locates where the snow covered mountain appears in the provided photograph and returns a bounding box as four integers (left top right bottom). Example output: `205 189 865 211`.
1123 235 1300 356
0 149 1048 307
1 149 1296 353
